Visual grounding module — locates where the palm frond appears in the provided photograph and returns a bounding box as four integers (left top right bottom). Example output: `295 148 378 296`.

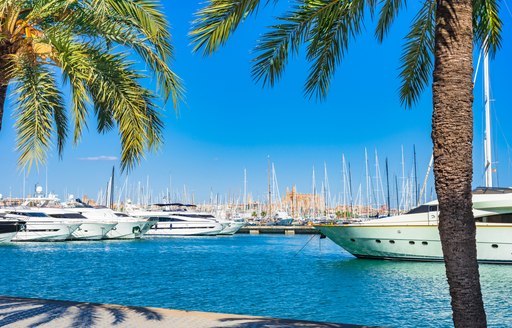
190 0 264 56
251 5 313 87
375 0 406 42
304 0 371 100
11 56 67 170
47 32 91 143
473 0 501 56
398 0 435 108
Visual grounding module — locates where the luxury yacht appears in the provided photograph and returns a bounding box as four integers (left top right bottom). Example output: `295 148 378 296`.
63 205 152 239
38 208 117 240
128 203 224 236
0 217 25 243
1 209 81 241
315 187 512 263
217 218 245 235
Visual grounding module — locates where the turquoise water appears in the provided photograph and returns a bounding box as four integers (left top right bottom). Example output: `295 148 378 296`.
1 234 511 327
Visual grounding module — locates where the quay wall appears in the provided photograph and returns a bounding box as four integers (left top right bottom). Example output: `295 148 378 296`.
237 226 319 235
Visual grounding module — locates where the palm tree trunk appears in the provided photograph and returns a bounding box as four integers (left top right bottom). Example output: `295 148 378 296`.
0 84 6 131
432 0 486 327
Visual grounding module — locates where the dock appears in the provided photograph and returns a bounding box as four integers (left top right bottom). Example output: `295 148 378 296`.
0 296 377 327
237 225 319 235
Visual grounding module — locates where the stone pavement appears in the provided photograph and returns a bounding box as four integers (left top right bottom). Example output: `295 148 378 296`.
0 296 377 327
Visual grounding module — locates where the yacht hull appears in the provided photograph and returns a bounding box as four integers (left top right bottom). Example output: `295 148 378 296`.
0 221 26 243
218 221 245 235
0 232 17 243
316 224 512 263
105 221 147 239
70 223 117 240
146 222 223 236
13 222 81 242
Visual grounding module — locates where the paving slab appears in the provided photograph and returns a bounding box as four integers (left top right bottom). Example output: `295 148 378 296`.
0 296 378 327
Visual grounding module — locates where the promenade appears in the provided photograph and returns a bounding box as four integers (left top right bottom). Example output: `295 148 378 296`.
0 296 376 327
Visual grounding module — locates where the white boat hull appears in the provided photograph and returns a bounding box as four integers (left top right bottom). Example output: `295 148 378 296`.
13 222 81 242
316 223 512 263
105 221 147 239
0 232 17 243
218 221 245 235
70 223 117 240
146 222 223 236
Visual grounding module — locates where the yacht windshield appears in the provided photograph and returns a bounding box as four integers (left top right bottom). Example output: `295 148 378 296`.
48 213 86 219
10 212 48 217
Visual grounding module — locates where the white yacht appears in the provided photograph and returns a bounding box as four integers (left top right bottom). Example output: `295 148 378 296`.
0 217 25 242
38 208 117 240
128 203 224 236
63 205 151 239
1 209 81 242
217 218 245 235
315 187 512 263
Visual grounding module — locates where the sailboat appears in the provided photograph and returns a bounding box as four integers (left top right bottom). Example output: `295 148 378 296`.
315 50 512 263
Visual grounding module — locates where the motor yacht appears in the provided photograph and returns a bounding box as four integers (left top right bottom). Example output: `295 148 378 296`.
315 187 512 263
128 203 224 236
0 209 81 242
38 208 117 240
217 218 245 235
63 205 152 239
0 217 25 243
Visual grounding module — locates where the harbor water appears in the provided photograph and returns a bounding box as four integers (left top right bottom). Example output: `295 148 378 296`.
1 234 511 327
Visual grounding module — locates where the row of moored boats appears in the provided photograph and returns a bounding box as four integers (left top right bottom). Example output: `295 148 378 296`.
0 199 245 243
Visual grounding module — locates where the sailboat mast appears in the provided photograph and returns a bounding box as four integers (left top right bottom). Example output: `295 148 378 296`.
110 166 115 209
413 145 419 206
484 51 493 187
312 166 316 218
244 168 247 211
267 156 272 218
385 158 391 217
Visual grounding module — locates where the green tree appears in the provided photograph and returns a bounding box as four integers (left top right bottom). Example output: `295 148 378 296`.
0 0 183 171
189 0 501 326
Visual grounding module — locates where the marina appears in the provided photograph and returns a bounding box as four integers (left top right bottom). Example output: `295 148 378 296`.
0 234 511 327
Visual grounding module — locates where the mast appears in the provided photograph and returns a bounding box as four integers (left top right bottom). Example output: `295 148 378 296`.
400 145 405 212
312 166 316 218
385 158 391 217
365 148 370 217
419 155 434 203
267 156 271 218
244 168 247 211
484 50 493 187
342 155 347 216
413 145 419 206
110 166 115 209
395 175 400 214
348 162 354 218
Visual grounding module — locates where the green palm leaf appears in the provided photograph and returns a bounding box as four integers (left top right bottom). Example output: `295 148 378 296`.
398 0 435 108
11 56 68 170
190 0 266 56
375 0 406 41
473 0 501 56
0 0 182 171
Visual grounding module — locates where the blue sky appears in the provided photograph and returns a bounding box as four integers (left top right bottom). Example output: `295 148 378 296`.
1 1 512 206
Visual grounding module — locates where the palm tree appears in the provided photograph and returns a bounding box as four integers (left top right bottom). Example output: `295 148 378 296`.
189 0 501 326
0 0 184 171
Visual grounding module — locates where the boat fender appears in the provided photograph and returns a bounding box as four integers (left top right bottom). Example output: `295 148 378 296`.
320 233 326 239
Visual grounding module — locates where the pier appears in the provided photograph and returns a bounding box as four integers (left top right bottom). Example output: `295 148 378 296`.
237 225 319 235
0 296 375 327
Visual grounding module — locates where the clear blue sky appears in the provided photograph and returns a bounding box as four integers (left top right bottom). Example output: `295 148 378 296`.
1 1 512 205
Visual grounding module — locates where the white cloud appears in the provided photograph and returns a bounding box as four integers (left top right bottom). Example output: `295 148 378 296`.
78 155 118 161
